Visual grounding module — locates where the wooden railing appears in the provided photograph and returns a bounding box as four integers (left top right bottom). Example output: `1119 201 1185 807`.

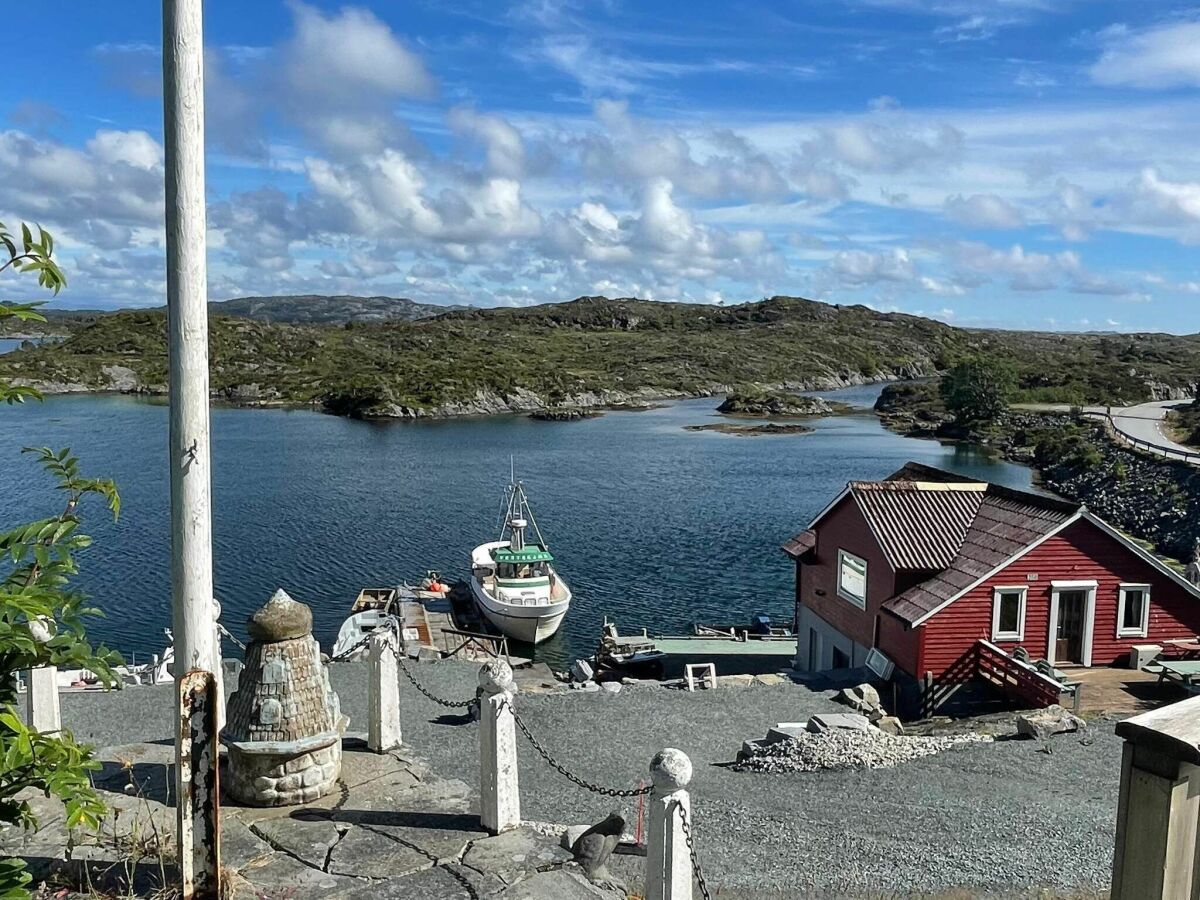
975 640 1066 709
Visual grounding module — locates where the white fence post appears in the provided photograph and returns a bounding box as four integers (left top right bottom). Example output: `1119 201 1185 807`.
26 666 61 733
646 747 693 900
478 660 519 834
368 629 401 752
1111 694 1200 899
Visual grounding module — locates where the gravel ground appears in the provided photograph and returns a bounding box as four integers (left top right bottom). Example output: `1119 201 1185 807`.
58 660 1124 897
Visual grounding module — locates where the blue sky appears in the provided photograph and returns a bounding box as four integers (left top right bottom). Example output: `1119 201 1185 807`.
5 1 1200 331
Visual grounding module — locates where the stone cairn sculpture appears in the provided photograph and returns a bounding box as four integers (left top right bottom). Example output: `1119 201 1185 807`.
223 589 347 806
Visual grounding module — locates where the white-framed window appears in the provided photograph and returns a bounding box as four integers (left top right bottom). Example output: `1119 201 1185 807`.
836 549 868 609
1117 583 1151 638
991 586 1027 642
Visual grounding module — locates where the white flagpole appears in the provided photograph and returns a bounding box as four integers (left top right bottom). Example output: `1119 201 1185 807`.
162 0 219 848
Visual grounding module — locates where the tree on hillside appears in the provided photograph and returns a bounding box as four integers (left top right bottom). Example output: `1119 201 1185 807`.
939 356 1016 425
0 221 122 898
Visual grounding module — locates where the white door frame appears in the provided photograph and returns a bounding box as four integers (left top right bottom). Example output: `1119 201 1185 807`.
1047 580 1097 667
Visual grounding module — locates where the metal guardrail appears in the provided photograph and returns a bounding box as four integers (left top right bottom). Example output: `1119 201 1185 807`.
1087 410 1200 465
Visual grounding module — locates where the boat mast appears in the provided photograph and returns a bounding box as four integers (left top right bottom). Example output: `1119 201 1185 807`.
500 460 550 551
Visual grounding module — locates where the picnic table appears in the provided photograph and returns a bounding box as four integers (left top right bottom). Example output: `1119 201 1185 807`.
1163 638 1200 659
1143 658 1200 692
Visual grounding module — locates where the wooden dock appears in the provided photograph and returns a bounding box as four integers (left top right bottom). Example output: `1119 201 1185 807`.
391 581 530 667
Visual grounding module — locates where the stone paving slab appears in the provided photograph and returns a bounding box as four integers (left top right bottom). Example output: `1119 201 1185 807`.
249 814 345 869
328 862 505 899
233 850 360 898
461 827 574 885
19 682 644 900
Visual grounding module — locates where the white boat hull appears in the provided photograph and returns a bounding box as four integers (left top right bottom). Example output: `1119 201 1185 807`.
470 577 570 644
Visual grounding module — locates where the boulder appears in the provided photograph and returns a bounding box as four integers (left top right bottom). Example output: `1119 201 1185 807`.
836 683 882 714
717 673 755 688
599 681 622 694
754 673 788 686
570 659 595 683
764 724 808 745
738 739 766 761
875 716 904 736
1015 705 1086 740
806 713 871 734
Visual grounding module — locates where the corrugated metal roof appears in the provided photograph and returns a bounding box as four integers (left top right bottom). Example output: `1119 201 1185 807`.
849 482 986 570
882 488 1081 625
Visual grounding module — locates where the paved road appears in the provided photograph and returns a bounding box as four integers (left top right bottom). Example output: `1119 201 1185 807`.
1017 398 1199 462
1106 399 1197 461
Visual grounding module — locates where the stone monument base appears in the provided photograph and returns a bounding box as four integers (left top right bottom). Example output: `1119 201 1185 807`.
226 733 342 806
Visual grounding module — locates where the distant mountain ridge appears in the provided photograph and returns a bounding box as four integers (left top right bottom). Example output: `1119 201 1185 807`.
0 294 467 334
208 294 469 324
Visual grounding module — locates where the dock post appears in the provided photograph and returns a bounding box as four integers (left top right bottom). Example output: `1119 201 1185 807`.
478 660 519 834
25 666 60 733
1111 694 1200 899
646 748 693 900
368 629 401 752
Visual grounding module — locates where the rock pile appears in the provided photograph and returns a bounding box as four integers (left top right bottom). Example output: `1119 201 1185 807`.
733 728 992 774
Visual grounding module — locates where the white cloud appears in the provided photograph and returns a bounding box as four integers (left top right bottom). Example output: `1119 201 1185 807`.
282 2 435 103
1124 167 1200 225
577 100 789 202
944 193 1024 228
1090 21 1200 90
827 248 916 285
448 108 526 178
800 116 964 174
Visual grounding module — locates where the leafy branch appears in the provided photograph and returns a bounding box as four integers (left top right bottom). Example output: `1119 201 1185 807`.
0 222 65 296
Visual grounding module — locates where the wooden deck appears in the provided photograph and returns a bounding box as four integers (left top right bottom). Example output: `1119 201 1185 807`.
1068 666 1186 716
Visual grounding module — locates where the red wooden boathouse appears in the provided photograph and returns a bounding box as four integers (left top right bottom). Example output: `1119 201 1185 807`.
784 463 1200 713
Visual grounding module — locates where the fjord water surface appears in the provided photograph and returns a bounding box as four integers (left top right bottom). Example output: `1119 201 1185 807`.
0 388 1034 667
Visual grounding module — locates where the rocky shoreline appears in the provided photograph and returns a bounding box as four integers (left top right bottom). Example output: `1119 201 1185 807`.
14 368 907 421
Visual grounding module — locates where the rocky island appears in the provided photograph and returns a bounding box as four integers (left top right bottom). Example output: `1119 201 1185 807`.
716 390 848 418
4 294 1200 423
685 422 815 436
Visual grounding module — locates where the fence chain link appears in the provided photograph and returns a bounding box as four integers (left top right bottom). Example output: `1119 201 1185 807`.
505 700 651 798
325 630 374 663
325 616 476 708
395 653 476 709
677 804 712 900
216 622 246 652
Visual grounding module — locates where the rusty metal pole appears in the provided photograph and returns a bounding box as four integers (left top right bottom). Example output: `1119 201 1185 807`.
178 670 221 900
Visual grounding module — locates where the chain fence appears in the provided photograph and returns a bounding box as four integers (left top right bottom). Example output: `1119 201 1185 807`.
395 652 475 709
324 616 476 709
678 803 712 900
323 616 709 894
505 699 651 798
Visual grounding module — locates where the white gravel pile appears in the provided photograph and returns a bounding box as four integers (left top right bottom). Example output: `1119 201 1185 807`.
733 728 993 773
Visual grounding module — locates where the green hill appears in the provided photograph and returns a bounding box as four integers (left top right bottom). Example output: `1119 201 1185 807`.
1 294 1196 418
206 294 467 324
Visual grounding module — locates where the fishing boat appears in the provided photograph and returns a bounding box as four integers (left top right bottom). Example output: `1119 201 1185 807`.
470 479 571 644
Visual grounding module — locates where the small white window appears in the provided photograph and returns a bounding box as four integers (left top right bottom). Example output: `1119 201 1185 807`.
991 587 1027 642
836 549 868 609
1117 584 1151 638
